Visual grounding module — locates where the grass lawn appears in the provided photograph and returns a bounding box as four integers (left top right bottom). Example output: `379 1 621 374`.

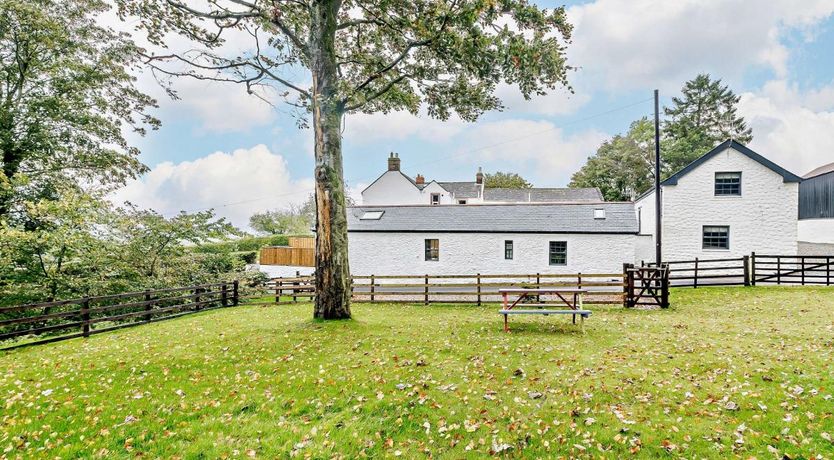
2 287 833 458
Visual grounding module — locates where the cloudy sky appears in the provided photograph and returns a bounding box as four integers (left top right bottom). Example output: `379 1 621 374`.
111 0 834 228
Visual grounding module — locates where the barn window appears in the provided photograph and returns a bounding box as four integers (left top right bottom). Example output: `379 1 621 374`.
430 193 440 205
715 172 741 196
702 226 730 249
549 241 567 265
504 240 513 260
425 239 439 261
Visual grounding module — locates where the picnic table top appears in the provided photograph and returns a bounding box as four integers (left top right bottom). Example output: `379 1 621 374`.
498 288 587 294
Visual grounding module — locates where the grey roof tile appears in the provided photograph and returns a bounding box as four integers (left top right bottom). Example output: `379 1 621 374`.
483 188 602 202
437 182 481 198
348 203 637 234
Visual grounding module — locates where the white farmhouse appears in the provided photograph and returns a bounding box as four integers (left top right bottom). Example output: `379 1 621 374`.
346 203 638 276
361 152 602 206
635 140 802 261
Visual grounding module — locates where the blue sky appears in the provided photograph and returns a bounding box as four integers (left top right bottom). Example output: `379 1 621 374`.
112 0 834 228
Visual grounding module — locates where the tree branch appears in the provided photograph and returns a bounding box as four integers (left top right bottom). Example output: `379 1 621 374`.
344 74 410 112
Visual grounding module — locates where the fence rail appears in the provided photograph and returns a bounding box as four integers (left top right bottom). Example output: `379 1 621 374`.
752 254 834 286
0 281 239 350
270 273 626 305
647 256 749 288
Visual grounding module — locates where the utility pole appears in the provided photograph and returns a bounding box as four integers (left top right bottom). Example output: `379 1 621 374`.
654 89 662 265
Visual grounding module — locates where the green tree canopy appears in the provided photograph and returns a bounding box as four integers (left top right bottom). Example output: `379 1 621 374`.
483 171 532 189
569 118 655 201
117 0 575 320
663 73 752 173
0 0 159 221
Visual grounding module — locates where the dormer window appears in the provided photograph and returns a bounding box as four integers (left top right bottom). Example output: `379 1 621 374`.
431 193 440 205
715 172 741 196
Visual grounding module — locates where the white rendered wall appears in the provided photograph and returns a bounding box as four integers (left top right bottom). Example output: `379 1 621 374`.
348 232 636 276
421 181 455 205
661 147 798 260
798 219 834 244
634 191 656 236
361 171 422 205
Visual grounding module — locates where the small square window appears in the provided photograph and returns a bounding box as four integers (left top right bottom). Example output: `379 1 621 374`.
430 194 440 205
702 226 729 250
549 241 567 265
458 200 467 204
715 172 741 196
594 209 606 219
504 240 513 260
424 239 439 261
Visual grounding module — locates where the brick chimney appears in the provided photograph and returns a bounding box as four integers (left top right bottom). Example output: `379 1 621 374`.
475 167 483 184
387 152 401 171
415 174 425 185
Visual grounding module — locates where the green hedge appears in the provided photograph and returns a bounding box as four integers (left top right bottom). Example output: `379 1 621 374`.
193 235 291 254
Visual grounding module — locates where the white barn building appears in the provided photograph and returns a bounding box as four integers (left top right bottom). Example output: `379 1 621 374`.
635 140 802 261
347 203 639 276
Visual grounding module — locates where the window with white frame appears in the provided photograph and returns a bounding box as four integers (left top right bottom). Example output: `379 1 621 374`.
702 226 729 249
715 172 741 196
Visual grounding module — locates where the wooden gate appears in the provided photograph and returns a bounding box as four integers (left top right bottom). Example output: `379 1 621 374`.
624 264 670 308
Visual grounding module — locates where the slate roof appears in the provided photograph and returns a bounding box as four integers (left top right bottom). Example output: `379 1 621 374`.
662 140 802 185
804 162 834 179
437 182 481 198
483 187 603 203
348 203 638 234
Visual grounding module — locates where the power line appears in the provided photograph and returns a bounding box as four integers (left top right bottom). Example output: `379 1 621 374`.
184 96 655 212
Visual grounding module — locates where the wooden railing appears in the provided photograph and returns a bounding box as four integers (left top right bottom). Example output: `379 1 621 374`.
270 273 626 305
646 256 749 288
752 254 834 286
0 281 239 350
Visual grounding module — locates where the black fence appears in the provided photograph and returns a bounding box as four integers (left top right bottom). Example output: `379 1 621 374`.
0 281 239 350
646 253 834 288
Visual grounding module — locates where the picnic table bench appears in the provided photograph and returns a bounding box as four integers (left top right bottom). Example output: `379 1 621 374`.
499 288 590 333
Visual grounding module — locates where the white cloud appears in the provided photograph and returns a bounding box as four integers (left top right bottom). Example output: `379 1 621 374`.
344 111 467 144
567 0 834 90
494 83 590 116
455 120 608 186
739 80 834 175
110 145 314 229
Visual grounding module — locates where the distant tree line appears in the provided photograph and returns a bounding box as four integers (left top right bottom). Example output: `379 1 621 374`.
570 74 753 201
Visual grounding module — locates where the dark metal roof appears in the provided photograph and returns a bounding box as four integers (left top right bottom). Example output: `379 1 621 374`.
662 140 802 186
347 203 638 234
483 187 602 203
437 182 481 198
804 162 834 179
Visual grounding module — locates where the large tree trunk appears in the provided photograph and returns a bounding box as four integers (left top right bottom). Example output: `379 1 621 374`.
310 0 351 320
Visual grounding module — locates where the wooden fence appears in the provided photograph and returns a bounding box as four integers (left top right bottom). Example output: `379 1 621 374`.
646 256 750 288
288 236 315 249
0 281 239 350
271 273 626 305
752 254 834 286
259 246 315 266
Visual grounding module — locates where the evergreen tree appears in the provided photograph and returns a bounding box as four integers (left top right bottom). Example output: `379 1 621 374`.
663 74 752 173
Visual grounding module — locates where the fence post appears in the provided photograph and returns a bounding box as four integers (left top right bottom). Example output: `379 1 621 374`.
577 272 582 289
370 274 375 302
777 257 782 285
742 256 750 287
750 252 756 286
144 290 153 321
828 257 831 286
661 265 670 308
622 263 631 308
476 273 481 306
293 270 299 303
801 257 806 286
233 280 239 306
194 287 203 311
424 274 429 305
535 273 540 289
221 284 228 308
693 257 699 289
80 298 91 338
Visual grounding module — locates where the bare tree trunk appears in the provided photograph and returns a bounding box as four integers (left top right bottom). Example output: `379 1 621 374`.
310 0 351 319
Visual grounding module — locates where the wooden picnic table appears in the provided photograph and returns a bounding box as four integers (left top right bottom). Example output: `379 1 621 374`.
498 288 590 333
